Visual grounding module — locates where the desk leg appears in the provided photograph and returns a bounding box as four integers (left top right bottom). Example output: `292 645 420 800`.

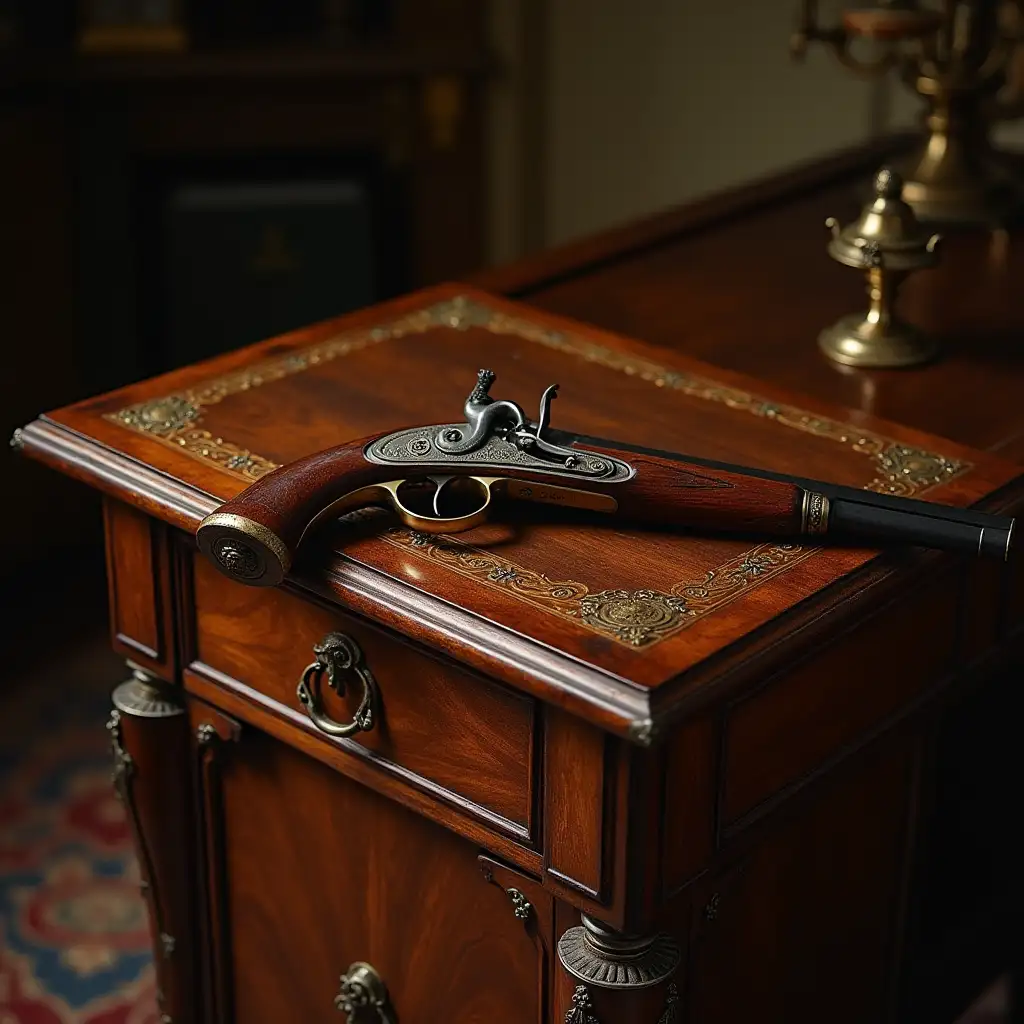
556 914 681 1022
108 664 200 1024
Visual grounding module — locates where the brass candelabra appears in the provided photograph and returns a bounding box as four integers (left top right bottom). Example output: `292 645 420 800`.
792 0 1024 227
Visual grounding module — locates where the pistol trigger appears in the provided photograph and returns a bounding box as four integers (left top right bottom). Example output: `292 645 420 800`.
427 475 455 518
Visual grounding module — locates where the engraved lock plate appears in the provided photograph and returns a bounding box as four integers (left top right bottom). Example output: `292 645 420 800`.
335 962 396 1023
365 369 634 482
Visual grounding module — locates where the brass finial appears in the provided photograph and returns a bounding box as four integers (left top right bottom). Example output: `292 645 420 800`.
818 166 942 369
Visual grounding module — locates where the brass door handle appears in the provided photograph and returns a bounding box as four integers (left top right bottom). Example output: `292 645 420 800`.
296 632 379 739
335 962 396 1023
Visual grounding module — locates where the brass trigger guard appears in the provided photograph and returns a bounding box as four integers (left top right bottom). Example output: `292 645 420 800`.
377 476 499 535
298 475 501 545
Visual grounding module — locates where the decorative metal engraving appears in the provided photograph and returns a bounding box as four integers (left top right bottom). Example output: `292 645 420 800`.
103 293 971 647
704 892 721 921
872 444 963 496
657 983 681 1024
801 491 830 535
111 394 200 435
335 962 396 1023
558 918 682 990
366 426 632 482
112 668 187 719
506 888 533 921
565 986 601 1024
106 709 134 801
10 427 24 451
297 632 379 739
196 723 219 746
211 537 263 580
579 590 693 647
380 531 813 648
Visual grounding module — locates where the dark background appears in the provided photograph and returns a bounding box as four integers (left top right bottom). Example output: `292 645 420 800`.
0 0 491 667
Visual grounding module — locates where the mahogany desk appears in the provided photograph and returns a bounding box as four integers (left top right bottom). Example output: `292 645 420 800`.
17 136 1024 1024
474 135 1024 1020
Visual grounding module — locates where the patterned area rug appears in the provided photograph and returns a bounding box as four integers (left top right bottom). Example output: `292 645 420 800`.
0 638 158 1023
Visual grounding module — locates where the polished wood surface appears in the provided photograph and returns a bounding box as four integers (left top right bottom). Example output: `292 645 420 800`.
20 282 1024 743
477 134 1024 463
17 139 1024 1023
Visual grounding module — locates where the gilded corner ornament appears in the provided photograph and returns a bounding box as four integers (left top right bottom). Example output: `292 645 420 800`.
111 395 200 436
565 986 601 1024
579 590 693 647
871 444 962 496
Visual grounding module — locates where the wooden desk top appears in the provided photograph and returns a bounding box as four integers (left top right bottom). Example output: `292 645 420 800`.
474 135 1024 464
19 277 1022 742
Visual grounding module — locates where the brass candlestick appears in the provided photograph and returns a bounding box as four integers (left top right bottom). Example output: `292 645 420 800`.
819 167 942 367
792 0 1024 227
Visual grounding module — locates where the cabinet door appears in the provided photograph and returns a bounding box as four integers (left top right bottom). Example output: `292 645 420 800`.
200 723 548 1024
687 737 916 1024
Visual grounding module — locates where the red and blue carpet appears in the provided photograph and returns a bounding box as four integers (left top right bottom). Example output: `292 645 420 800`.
1 639 158 1023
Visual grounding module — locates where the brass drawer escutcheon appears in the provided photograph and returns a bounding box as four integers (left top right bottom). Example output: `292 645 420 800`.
335 962 396 1023
297 632 379 739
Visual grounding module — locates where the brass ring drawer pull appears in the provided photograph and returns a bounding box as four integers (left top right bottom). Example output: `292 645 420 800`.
297 632 379 739
335 962 396 1023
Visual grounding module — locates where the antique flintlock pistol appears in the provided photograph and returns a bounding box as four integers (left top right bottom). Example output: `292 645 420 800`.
196 369 1016 587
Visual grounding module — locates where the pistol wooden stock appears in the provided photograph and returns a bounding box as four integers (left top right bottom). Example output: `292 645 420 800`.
195 431 809 588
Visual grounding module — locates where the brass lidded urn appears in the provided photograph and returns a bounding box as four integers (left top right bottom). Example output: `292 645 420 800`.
792 0 1024 227
819 167 942 367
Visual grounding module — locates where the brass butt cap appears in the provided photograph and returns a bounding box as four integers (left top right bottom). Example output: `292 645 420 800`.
196 512 291 587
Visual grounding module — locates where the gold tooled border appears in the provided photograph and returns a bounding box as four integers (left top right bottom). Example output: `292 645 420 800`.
104 294 970 648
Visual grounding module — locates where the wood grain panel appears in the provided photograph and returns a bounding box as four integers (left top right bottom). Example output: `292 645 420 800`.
689 734 915 1024
662 715 717 895
104 499 166 666
723 569 959 826
221 731 543 1024
191 554 534 834
545 707 606 899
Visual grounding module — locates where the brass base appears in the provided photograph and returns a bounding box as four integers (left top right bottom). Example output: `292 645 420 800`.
876 140 1024 230
818 313 938 369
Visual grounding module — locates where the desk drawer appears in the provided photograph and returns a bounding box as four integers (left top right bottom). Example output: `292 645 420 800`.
188 554 536 839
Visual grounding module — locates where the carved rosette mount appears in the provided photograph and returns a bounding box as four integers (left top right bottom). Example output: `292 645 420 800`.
558 915 681 990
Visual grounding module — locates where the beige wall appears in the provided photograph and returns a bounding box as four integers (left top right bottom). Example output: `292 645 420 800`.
486 1 1024 263
542 0 884 245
